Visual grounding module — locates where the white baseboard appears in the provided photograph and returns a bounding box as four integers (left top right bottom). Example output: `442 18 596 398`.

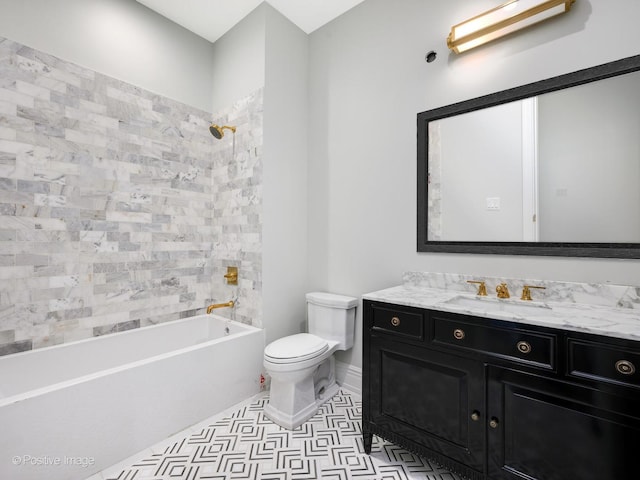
335 361 362 396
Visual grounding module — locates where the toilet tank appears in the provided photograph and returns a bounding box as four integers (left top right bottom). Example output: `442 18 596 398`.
306 292 358 350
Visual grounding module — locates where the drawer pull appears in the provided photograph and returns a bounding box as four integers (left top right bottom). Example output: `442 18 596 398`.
516 341 532 354
471 411 480 421
453 328 465 340
489 417 499 429
615 360 636 375
390 317 401 327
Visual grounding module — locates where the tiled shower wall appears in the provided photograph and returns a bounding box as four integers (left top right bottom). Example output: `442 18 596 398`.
209 91 263 329
0 36 263 356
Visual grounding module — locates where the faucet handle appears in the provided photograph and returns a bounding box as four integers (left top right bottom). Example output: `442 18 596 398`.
224 266 238 285
467 280 487 296
521 285 546 301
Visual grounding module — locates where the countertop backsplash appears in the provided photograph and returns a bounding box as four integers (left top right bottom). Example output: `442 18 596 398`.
401 271 640 310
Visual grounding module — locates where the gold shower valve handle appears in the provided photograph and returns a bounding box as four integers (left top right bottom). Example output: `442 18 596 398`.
224 266 238 285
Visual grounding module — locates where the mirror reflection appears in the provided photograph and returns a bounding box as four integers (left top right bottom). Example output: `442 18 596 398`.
428 70 640 243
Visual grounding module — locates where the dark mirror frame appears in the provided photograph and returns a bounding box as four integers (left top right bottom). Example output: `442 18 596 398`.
417 54 640 258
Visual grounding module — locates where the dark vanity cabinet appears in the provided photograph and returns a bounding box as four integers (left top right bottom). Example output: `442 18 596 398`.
363 300 640 480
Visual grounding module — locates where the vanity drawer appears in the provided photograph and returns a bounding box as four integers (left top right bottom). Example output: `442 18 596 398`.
433 317 555 368
371 305 425 341
568 339 640 388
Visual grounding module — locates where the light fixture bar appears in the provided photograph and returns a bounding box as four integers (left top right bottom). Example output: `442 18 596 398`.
447 0 575 54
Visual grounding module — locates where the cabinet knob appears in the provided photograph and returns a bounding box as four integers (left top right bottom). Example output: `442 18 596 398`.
489 417 499 429
471 411 480 421
516 341 532 354
453 328 465 340
615 360 635 375
391 317 401 327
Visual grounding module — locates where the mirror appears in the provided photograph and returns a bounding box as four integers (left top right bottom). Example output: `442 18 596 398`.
417 54 640 258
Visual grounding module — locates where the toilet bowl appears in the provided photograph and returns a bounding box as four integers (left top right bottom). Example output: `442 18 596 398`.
263 292 358 429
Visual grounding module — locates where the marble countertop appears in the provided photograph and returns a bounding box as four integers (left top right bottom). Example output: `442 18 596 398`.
363 284 640 342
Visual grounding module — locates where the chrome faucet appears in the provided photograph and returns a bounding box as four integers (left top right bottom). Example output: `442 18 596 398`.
496 283 510 299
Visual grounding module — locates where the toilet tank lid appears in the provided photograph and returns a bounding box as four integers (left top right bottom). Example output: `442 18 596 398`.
306 292 358 309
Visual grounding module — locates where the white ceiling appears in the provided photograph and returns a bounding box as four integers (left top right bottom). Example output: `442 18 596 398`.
135 0 367 43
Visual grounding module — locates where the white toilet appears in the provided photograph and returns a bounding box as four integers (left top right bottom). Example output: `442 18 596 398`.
263 292 358 429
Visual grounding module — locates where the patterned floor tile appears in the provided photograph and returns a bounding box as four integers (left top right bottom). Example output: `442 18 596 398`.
100 390 463 480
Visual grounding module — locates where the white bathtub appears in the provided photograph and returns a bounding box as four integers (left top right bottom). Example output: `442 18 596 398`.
0 314 264 480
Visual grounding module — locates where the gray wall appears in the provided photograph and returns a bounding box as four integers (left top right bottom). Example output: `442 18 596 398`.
0 0 215 110
308 0 640 369
210 4 266 112
262 5 309 344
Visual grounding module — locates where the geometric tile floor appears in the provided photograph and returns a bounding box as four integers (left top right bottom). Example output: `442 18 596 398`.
93 389 463 480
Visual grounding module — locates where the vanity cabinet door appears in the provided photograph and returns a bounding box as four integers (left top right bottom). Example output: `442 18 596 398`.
487 366 640 480
368 338 485 472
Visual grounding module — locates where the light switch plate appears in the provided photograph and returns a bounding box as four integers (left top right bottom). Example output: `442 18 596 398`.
486 197 501 210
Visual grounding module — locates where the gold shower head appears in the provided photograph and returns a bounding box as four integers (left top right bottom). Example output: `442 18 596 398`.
209 124 237 139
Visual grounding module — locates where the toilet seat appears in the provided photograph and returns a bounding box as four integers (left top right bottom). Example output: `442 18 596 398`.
264 333 328 364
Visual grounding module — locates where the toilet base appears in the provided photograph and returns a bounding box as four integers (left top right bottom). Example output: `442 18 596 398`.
264 380 340 430
263 356 341 430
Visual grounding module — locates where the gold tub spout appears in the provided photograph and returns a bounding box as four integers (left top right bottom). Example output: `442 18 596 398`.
206 300 235 314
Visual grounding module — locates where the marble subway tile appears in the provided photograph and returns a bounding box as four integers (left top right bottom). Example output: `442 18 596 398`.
0 329 15 344
0 265 32 280
15 253 48 266
93 323 118 336
0 35 264 352
116 319 140 332
0 339 32 356
32 334 64 349
0 86 34 108
32 264 66 277
79 312 129 330
34 193 66 206
0 126 16 141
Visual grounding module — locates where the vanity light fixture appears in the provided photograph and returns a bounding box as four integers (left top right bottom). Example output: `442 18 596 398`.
447 0 575 54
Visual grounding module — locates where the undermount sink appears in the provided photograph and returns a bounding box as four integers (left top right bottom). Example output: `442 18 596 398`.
442 295 552 316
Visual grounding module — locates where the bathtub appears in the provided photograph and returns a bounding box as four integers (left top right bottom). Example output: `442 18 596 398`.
0 314 264 480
